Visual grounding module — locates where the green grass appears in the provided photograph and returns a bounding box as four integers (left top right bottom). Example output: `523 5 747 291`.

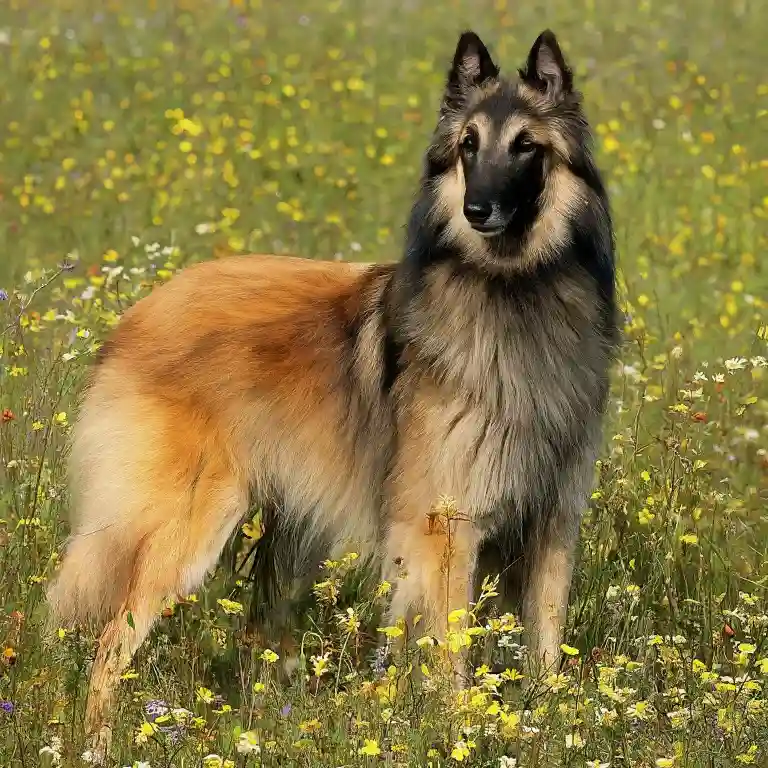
1 0 767 766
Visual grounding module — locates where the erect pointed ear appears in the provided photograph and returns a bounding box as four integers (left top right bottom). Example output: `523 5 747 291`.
519 30 573 100
444 31 499 107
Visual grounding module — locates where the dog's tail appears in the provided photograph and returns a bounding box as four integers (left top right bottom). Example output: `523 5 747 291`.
46 388 158 632
45 375 191 633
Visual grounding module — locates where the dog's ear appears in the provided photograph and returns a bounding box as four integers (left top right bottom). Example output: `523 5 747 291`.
444 31 499 108
519 30 573 100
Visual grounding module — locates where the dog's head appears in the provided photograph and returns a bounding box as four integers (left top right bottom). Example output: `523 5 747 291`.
428 30 603 272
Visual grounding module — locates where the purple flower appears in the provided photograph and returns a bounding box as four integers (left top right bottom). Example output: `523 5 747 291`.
144 699 170 721
144 700 186 744
0 289 8 301
280 703 292 717
0 700 13 714
371 645 389 676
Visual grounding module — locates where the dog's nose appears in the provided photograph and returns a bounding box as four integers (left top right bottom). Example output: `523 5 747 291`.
463 201 493 225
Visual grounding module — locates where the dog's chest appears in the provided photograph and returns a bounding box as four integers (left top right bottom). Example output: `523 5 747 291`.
411 278 608 517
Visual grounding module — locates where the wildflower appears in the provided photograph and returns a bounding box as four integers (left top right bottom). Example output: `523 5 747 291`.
565 732 585 748
656 758 675 767
371 644 388 675
0 700 13 714
1 409 14 422
0 289 8 300
135 721 157 745
261 649 279 663
499 758 518 768
311 652 331 678
216 598 243 615
724 357 748 372
377 624 404 638
359 739 381 756
236 731 261 755
736 745 759 764
299 718 322 733
751 356 767 368
280 703 292 717
337 606 360 634
450 739 476 761
144 700 186 743
144 699 170 720
202 756 234 768
39 737 63 766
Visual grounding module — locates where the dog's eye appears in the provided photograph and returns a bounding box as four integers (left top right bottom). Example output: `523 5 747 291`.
460 130 479 154
511 132 536 154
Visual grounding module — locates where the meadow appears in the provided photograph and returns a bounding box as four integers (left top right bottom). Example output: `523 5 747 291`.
0 0 767 765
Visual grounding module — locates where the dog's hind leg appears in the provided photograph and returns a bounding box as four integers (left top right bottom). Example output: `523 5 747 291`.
82 458 248 761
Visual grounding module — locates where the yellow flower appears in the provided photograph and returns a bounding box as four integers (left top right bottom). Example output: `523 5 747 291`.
358 739 381 756
450 740 475 761
560 644 579 656
446 629 472 653
216 598 243 615
299 719 322 733
447 608 467 624
377 625 404 638
312 653 330 678
261 649 279 663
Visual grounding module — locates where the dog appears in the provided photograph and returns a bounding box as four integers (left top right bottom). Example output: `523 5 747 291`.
47 27 617 754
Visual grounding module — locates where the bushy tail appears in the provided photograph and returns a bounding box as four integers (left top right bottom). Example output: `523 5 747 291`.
46 523 141 632
45 377 161 633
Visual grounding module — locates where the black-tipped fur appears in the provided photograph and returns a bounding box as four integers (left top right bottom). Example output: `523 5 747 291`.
519 29 574 99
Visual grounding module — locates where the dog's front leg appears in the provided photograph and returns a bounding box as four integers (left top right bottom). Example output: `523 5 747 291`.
522 512 579 678
382 465 481 688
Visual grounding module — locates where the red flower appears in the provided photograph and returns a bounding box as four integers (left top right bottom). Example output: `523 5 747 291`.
1 409 14 422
